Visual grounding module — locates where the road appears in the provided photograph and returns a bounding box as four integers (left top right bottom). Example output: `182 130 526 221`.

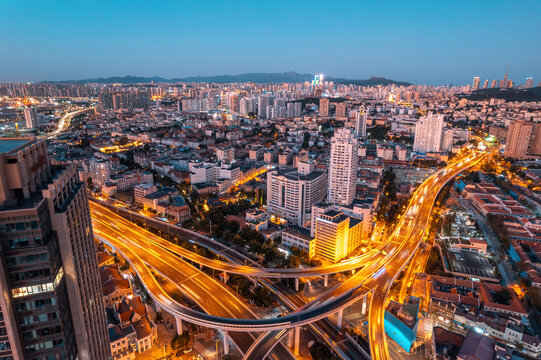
38 107 93 139
91 200 384 279
92 148 487 358
92 217 295 360
368 150 488 360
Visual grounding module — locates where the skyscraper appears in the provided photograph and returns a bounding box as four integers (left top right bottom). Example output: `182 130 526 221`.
503 64 509 89
327 128 358 206
525 77 534 88
413 113 445 153
354 106 367 140
472 76 480 90
319 98 330 117
504 119 534 159
0 138 110 360
23 107 38 129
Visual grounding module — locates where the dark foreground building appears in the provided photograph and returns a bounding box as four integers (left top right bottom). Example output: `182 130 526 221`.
0 138 109 360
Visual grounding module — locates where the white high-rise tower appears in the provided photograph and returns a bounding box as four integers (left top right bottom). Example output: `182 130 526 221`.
413 112 445 153
327 128 358 205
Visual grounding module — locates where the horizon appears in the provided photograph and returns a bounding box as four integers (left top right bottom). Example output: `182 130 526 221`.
1 0 540 85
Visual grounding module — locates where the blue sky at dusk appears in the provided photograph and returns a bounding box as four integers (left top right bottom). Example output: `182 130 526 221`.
1 0 540 85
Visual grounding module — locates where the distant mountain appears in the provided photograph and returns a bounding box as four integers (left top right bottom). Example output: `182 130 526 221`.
42 72 411 86
460 87 541 102
330 76 411 87
171 71 314 83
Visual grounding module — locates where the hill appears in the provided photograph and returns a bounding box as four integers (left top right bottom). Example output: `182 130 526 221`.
41 72 411 86
460 87 541 102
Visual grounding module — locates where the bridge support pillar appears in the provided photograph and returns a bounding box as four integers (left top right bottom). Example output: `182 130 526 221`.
361 295 368 315
223 331 229 355
175 316 183 335
288 329 294 348
252 277 258 287
294 327 300 356
295 278 299 292
324 274 328 288
223 272 228 284
336 308 343 329
155 302 161 313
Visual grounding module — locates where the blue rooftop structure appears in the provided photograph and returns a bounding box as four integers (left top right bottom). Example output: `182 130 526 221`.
384 297 420 352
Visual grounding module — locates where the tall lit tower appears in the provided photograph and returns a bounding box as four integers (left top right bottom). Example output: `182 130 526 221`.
327 128 358 205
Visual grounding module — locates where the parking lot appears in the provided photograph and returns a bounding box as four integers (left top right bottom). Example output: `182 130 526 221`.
450 249 497 280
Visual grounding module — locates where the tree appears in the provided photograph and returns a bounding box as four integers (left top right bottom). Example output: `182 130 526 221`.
287 255 301 269
493 288 512 305
155 311 163 323
309 342 337 360
171 333 190 350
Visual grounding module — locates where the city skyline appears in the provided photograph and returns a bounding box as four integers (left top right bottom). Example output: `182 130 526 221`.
1 0 540 85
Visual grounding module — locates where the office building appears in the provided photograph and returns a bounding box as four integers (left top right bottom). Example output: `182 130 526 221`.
328 128 358 206
526 77 534 88
24 107 38 129
413 113 445 153
267 167 327 227
0 138 110 360
319 98 330 117
504 119 534 159
313 209 362 263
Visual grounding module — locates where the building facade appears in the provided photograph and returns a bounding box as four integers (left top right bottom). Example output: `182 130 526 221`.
327 128 358 206
267 168 327 227
0 138 110 360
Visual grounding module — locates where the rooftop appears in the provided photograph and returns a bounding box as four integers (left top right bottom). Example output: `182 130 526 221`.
0 138 33 154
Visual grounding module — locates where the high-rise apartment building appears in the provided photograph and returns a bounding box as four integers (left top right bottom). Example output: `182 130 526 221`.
529 123 541 156
327 128 358 206
89 158 111 187
98 91 150 112
335 103 347 118
319 98 330 117
267 167 327 227
504 119 534 159
23 107 38 130
354 106 367 139
0 138 110 360
472 76 480 90
413 113 445 153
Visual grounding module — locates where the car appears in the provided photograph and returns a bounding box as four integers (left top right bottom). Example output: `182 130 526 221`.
308 340 316 348
184 347 193 354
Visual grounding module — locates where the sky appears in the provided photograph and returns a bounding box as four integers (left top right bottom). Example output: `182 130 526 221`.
1 0 540 85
